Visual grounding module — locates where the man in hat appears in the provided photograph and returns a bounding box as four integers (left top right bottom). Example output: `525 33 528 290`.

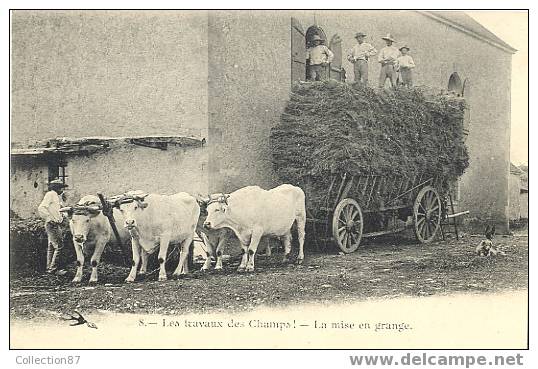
347 32 377 85
38 179 68 274
396 44 415 87
377 33 401 88
306 34 334 81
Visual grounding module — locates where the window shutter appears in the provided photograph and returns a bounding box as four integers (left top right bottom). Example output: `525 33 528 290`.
291 18 306 84
329 34 343 81
462 78 470 138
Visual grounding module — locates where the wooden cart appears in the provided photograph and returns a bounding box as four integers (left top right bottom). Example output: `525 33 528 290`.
304 172 466 253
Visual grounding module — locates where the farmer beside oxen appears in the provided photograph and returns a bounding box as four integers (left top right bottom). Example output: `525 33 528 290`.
38 179 69 275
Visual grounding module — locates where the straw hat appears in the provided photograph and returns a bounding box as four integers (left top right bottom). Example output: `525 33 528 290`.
354 32 367 38
381 33 396 42
49 179 68 188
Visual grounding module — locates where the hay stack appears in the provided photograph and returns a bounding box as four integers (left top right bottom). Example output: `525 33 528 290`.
270 81 469 209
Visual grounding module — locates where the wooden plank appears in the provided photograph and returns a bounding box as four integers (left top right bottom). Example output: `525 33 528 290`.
362 226 408 238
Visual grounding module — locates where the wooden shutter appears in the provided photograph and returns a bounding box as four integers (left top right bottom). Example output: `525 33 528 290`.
329 34 343 81
291 18 306 84
462 78 470 138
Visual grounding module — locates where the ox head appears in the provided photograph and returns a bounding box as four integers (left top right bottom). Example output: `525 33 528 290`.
60 196 103 245
202 193 230 230
110 191 149 230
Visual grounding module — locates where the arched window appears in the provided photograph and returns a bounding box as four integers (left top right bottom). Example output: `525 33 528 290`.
291 18 306 84
305 26 327 47
329 34 343 81
448 72 463 96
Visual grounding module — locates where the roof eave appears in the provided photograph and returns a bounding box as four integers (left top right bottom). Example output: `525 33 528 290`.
418 11 518 55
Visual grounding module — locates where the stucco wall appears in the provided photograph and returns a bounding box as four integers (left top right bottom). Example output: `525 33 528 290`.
11 10 209 145
67 145 208 203
209 10 513 230
207 11 290 192
10 157 49 218
10 10 513 230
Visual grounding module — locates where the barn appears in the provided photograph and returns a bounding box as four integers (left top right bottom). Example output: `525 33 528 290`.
10 10 516 231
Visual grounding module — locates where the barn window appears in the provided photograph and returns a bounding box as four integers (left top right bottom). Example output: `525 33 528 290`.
328 34 343 81
305 25 328 81
47 156 68 185
448 72 463 96
291 18 306 84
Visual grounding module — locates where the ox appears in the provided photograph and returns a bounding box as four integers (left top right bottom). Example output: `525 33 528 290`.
198 229 230 271
195 195 273 272
60 195 129 283
202 184 306 272
114 191 200 282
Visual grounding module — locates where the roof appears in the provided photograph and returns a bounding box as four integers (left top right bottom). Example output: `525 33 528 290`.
510 162 524 175
11 135 206 157
420 11 517 54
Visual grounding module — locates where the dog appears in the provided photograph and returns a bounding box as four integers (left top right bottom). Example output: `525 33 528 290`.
475 225 505 256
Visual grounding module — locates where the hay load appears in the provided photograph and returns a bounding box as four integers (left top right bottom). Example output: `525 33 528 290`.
270 81 469 209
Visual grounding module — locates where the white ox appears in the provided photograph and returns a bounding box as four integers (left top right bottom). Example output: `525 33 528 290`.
115 191 200 282
61 195 130 283
203 184 306 272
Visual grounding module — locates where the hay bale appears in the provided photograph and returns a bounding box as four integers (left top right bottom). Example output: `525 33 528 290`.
270 81 469 209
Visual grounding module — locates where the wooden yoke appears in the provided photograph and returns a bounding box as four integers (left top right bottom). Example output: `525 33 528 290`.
97 192 130 266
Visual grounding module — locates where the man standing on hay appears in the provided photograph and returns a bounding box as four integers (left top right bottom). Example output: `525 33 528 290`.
396 44 416 87
38 179 68 274
306 34 334 81
347 32 377 85
377 33 401 88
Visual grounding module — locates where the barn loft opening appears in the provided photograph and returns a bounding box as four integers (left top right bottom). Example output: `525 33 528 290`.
305 25 327 48
448 72 463 96
305 25 328 81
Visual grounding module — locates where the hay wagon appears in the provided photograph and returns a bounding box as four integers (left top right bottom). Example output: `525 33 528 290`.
304 172 468 253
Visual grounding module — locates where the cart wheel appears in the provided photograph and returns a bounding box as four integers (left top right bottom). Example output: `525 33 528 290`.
332 198 363 253
413 186 441 243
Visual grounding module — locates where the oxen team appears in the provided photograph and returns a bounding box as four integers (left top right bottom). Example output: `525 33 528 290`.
60 184 306 283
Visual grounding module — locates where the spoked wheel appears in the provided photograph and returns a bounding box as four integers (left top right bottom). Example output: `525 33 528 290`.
413 185 441 243
332 198 363 253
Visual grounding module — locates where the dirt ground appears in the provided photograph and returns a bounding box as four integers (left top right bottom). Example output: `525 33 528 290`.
10 230 528 320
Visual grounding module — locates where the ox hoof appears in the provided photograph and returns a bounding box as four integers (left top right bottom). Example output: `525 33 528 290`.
88 279 98 285
138 271 146 277
214 266 223 272
200 267 209 273
246 267 255 273
158 275 168 282
296 258 304 265
237 266 246 273
71 278 82 284
125 278 135 283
